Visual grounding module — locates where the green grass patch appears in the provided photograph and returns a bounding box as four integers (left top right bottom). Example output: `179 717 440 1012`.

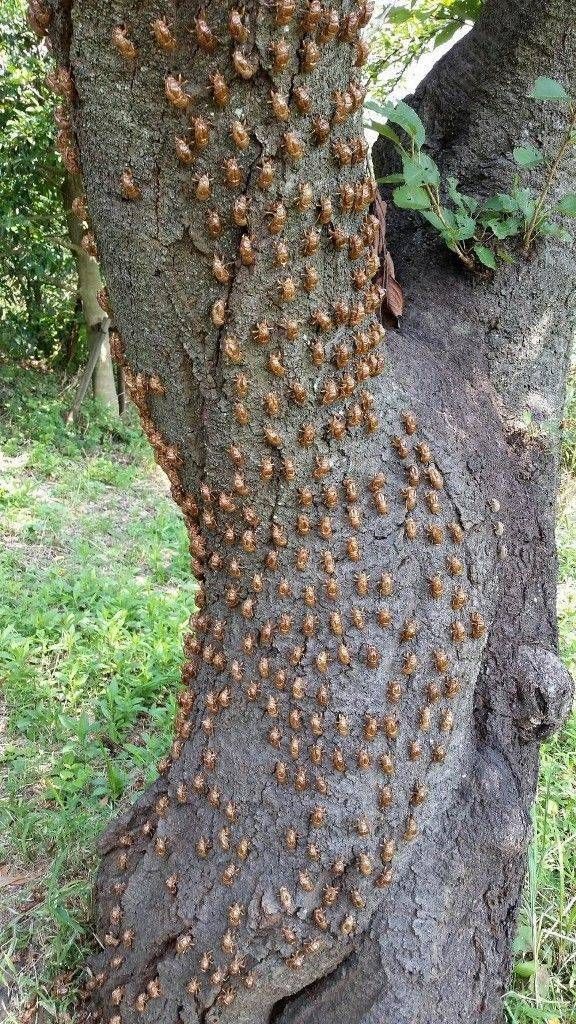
0 364 195 1020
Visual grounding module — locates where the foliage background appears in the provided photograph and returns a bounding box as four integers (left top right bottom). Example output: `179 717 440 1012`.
0 0 77 360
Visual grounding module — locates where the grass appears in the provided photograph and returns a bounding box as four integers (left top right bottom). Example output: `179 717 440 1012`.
0 363 574 1023
0 364 196 1022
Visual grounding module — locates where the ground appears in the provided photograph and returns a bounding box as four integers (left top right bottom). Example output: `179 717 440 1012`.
0 363 574 1024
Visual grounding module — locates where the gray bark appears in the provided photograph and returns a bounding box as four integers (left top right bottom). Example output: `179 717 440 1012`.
44 1 574 1022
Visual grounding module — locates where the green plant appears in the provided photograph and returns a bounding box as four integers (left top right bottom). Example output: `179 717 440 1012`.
367 0 484 97
0 0 77 359
367 77 576 270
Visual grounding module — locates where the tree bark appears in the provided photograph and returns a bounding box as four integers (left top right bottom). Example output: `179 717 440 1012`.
45 1 574 1022
64 175 119 415
92 330 120 411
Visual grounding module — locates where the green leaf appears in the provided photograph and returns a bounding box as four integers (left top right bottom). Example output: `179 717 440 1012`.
376 173 406 185
496 248 516 264
481 193 519 215
392 184 431 211
363 99 390 117
453 212 477 240
513 145 544 169
528 77 570 102
557 193 576 216
366 118 403 147
401 152 440 187
514 959 536 979
389 6 413 23
420 210 447 231
512 187 537 221
482 216 522 240
380 100 427 148
473 244 497 269
537 220 573 242
433 23 460 47
447 178 479 214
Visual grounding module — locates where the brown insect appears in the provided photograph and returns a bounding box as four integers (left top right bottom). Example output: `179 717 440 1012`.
295 183 313 210
194 13 217 51
470 612 486 639
429 575 444 598
317 196 333 225
302 0 323 32
359 0 376 27
311 116 330 144
46 67 75 100
320 379 338 406
165 74 189 109
274 241 290 266
311 308 332 332
27 0 51 35
268 351 286 377
112 25 137 59
258 160 276 188
232 196 250 226
206 210 222 237
229 8 249 41
270 39 292 71
301 40 321 71
276 0 296 24
270 90 290 120
300 229 321 259
192 116 210 150
293 85 312 113
451 621 467 643
281 319 299 341
151 17 176 50
223 157 244 188
210 72 230 107
174 137 194 165
333 139 353 167
231 120 250 149
355 38 370 67
81 231 97 258
267 201 287 234
194 173 211 198
283 130 305 160
252 320 272 345
233 49 258 78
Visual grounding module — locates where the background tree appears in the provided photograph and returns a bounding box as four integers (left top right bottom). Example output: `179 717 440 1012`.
0 0 76 359
42 1 573 1023
0 0 120 413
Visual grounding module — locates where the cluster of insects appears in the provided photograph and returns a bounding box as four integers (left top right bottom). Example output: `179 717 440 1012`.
39 1 492 1018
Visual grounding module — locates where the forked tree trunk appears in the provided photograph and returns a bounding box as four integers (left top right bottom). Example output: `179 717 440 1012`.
64 175 119 415
43 1 574 1022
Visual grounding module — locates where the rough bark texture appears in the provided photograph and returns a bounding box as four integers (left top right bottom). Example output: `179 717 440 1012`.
43 1 574 1022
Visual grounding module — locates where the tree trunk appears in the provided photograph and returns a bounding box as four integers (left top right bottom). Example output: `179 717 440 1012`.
93 331 120 410
45 1 573 1022
66 317 111 424
64 175 119 416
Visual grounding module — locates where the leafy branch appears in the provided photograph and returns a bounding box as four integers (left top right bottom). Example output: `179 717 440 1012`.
366 77 576 272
